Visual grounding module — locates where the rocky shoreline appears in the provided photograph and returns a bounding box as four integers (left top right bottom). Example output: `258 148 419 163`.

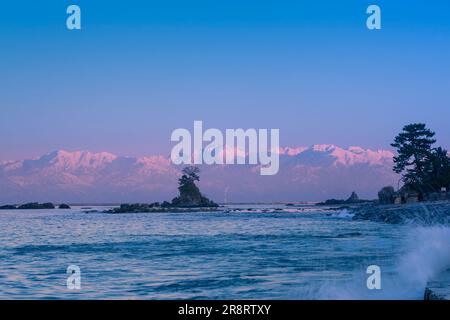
103 203 221 214
0 202 71 210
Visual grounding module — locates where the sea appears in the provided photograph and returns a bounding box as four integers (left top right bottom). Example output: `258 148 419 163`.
0 204 449 299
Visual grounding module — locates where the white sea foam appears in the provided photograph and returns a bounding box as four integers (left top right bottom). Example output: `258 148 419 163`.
302 226 450 300
333 209 354 219
395 226 450 291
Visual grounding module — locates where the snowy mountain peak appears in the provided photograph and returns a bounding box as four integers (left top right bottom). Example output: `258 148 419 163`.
312 144 338 152
0 145 399 203
280 145 394 166
45 150 117 170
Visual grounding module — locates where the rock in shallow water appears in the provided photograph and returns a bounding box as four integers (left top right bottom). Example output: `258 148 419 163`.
425 270 450 300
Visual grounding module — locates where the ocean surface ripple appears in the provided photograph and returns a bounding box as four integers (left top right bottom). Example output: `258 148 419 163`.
0 205 448 299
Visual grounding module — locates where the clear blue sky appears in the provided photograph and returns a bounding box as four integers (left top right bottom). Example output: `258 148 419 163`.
1 0 450 160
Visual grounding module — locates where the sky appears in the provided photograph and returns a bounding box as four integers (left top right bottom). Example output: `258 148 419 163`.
1 0 450 160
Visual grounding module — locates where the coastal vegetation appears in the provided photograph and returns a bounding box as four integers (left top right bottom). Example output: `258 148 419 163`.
354 124 450 225
378 123 450 204
377 186 396 205
171 166 218 208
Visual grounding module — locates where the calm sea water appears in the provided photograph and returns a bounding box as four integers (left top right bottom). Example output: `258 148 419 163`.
0 205 447 299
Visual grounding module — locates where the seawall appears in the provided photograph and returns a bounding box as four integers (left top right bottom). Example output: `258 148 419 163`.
351 201 450 225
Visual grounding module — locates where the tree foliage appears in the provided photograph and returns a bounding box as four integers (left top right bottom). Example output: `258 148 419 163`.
177 166 201 197
391 123 436 188
378 186 396 204
171 166 218 207
424 147 450 192
391 123 450 196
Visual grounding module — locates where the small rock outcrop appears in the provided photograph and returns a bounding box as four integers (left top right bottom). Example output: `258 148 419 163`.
17 202 55 210
317 192 368 206
112 203 160 213
171 166 218 208
58 204 71 209
105 166 218 214
0 205 17 210
346 191 360 203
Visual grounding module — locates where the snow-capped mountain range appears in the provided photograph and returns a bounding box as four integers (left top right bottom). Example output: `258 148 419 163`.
0 145 399 203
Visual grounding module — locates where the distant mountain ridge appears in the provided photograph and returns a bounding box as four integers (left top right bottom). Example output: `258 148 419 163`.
0 145 399 203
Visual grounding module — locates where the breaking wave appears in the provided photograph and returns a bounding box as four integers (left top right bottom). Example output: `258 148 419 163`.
303 226 450 299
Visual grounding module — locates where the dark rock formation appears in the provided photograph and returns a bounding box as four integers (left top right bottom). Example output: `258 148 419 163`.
425 269 450 300
0 205 17 210
171 166 218 208
346 191 359 203
424 288 445 300
105 203 220 214
318 199 347 205
111 203 160 213
317 192 369 206
105 167 218 213
171 194 218 208
58 204 71 209
17 202 55 209
161 201 172 208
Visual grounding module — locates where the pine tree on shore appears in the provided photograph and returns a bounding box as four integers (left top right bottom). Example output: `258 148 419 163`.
391 123 436 191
